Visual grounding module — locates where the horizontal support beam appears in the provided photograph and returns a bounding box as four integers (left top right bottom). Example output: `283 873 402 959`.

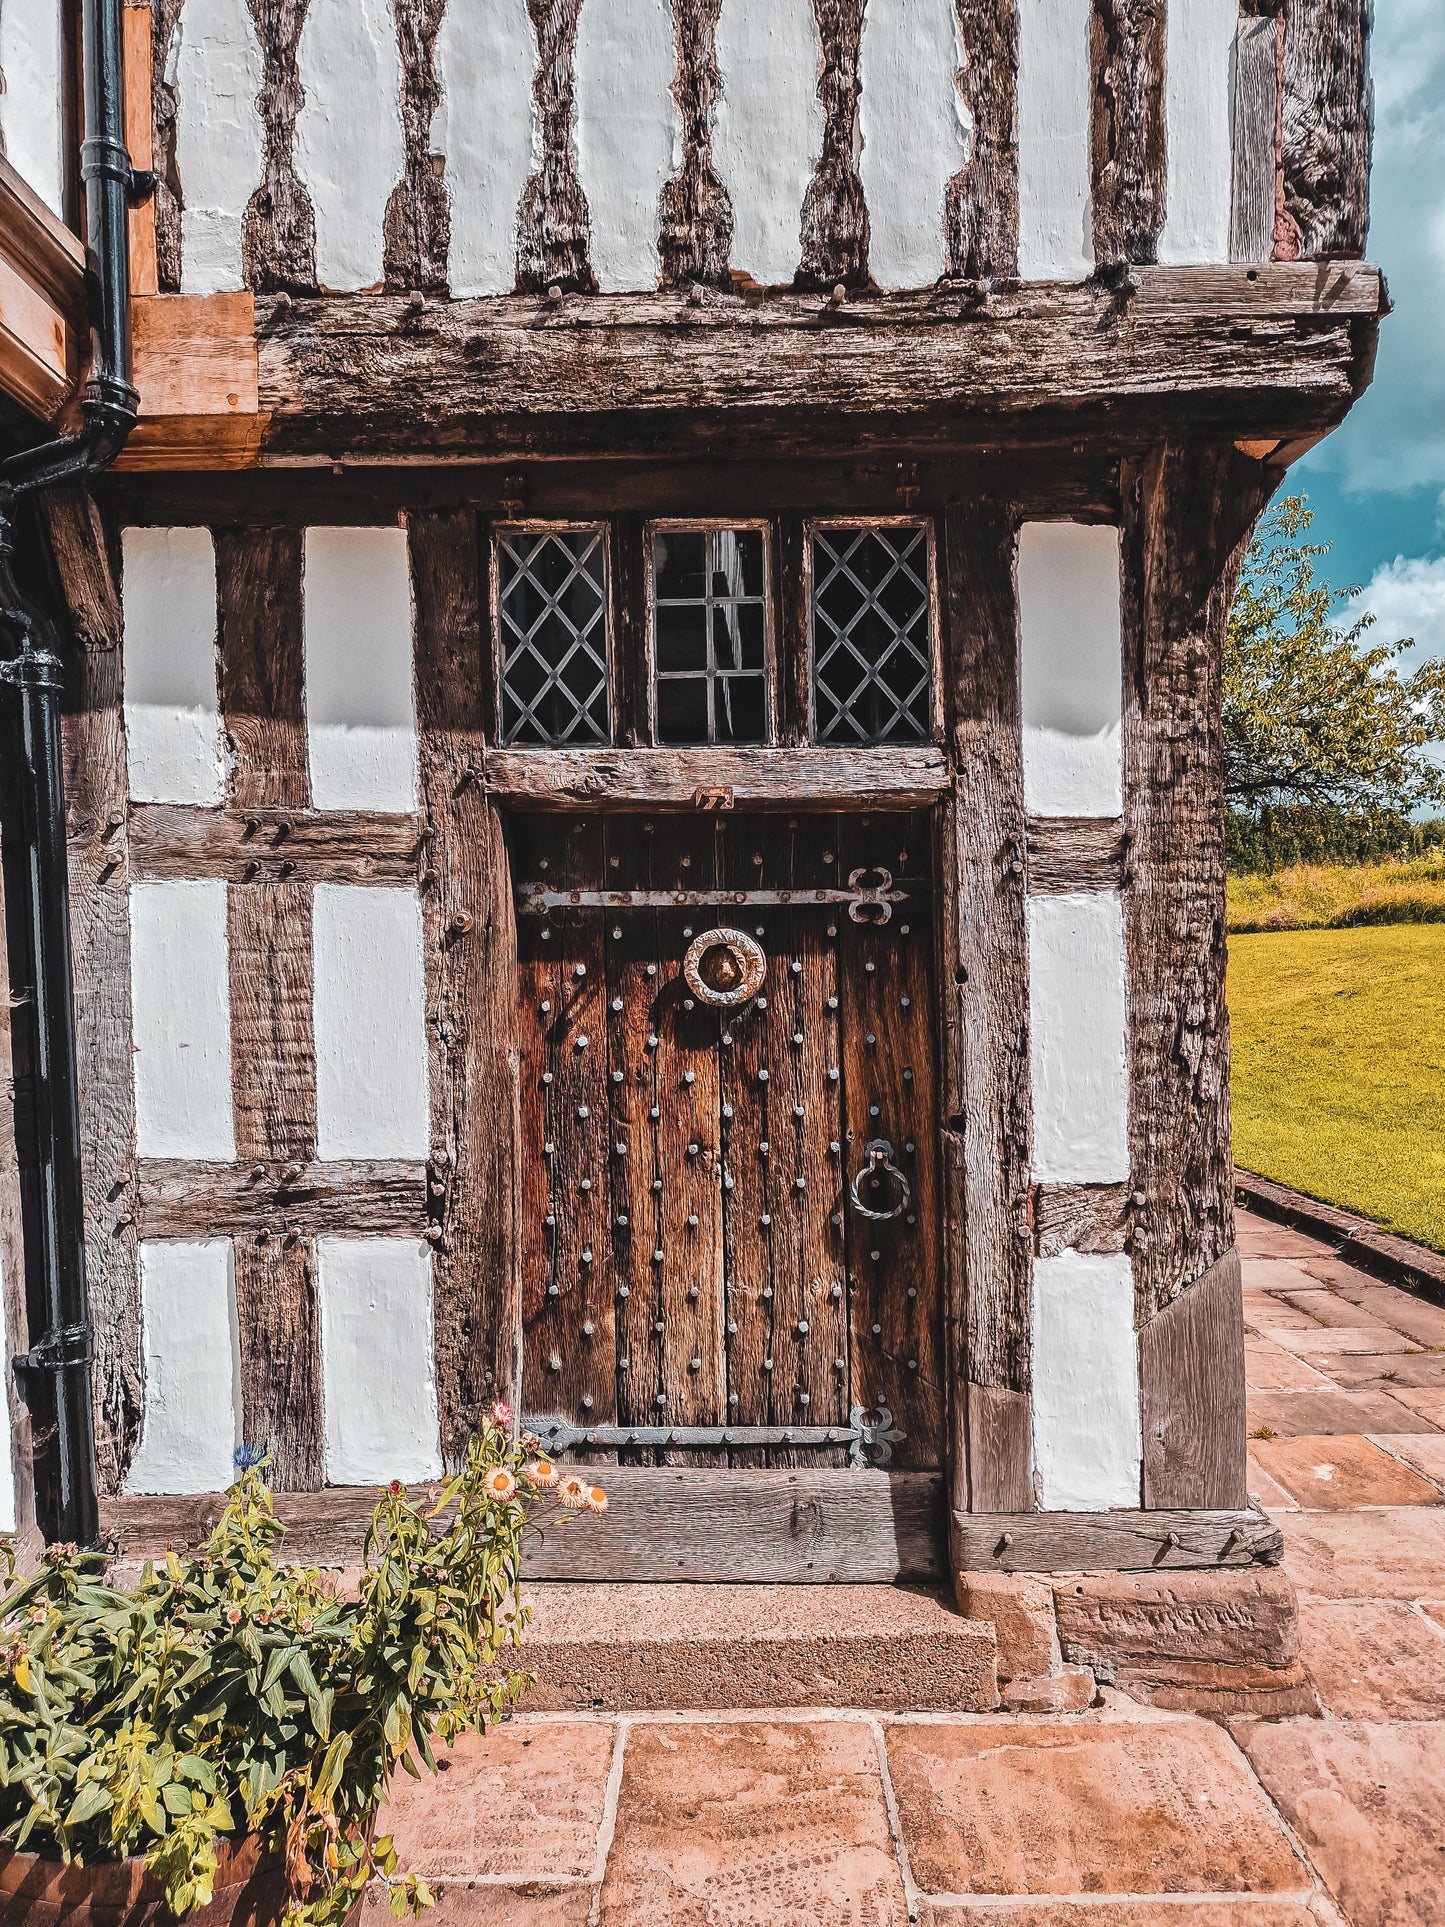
1032 1181 1132 1258
103 1469 946 1583
128 805 424 883
116 293 269 471
952 1506 1283 1574
136 1159 428 1239
483 746 950 809
1025 817 1126 893
249 266 1381 464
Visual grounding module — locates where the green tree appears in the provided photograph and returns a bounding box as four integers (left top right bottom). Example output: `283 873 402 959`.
1224 496 1445 819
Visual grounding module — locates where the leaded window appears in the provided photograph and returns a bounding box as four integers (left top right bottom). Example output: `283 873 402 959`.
810 522 935 745
495 525 611 746
650 525 771 745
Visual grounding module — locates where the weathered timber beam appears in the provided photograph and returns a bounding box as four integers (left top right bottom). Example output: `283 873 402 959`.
251 266 1382 463
136 1159 429 1239
952 1504 1283 1574
102 1469 946 1581
127 804 424 883
483 746 949 810
1033 1182 1131 1260
1025 816 1125 893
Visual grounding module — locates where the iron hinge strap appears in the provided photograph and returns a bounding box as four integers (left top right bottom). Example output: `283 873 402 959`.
524 1404 905 1468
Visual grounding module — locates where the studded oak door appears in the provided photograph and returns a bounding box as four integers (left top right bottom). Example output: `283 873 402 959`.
512 811 943 1472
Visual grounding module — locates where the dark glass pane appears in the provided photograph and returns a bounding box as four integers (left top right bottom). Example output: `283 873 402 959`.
711 528 765 598
657 602 707 673
711 600 765 672
655 531 708 602
656 673 710 744
715 673 766 745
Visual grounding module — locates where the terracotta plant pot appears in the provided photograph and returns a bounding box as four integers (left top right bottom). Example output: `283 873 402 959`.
0 1835 290 1926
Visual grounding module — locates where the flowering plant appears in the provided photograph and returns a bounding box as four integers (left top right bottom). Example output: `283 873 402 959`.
0 1412 604 1923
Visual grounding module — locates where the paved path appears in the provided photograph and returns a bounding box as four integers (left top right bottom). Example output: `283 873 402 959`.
367 1212 1445 1925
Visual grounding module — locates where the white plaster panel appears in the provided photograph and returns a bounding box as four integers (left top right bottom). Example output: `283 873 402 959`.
713 0 822 289
318 1238 441 1484
573 0 676 292
295 0 404 291
130 881 236 1161
1016 0 1092 280
313 885 429 1160
0 0 65 214
1028 892 1129 1184
173 0 265 294
858 0 967 291
303 526 418 811
0 1250 14 1534
125 1241 241 1495
1032 1249 1141 1511
1158 0 1237 266
435 0 535 297
1019 521 1123 818
122 526 225 806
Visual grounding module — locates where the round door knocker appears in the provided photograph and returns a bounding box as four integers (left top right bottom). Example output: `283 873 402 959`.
850 1140 911 1222
683 928 768 1008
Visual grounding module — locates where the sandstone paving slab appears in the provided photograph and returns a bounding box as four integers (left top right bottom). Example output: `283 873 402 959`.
362 1882 592 1926
1281 1508 1445 1601
885 1715 1303 1899
1237 1219 1337 1262
918 1903 1322 1926
1276 1289 1397 1330
379 1720 615 1881
1322 1355 1445 1393
1236 1718 1445 1927
1245 1343 1335 1394
1243 1292 1324 1333
1248 1435 1442 1511
1297 1598 1445 1719
1255 1326 1419 1359
1247 1455 1301 1513
1389 1387 1445 1427
1301 1270 1445 1350
1370 1434 1445 1493
1246 1389 1432 1438
595 1719 907 1925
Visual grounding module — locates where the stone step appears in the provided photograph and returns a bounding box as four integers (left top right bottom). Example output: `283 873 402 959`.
521 1582 999 1712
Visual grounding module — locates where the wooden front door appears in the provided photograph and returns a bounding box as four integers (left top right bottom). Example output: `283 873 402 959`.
512 810 943 1509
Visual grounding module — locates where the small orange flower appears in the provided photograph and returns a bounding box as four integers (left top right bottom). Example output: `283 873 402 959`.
27 1607 47 1626
299 1616 314 1635
524 1458 559 1489
584 1486 608 1515
491 1399 514 1426
483 1466 517 1504
558 1475 588 1510
224 1605 243 1627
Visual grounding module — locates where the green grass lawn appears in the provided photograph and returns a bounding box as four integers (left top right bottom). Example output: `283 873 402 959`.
1228 923 1445 1253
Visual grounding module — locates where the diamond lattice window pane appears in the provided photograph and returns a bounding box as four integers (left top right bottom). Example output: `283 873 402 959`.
811 525 933 745
497 528 611 746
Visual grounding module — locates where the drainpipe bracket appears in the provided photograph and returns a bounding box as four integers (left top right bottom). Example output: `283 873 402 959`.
12 1322 94 1385
0 651 64 692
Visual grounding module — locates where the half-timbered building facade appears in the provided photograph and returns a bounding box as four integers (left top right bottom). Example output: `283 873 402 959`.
0 0 1376 1604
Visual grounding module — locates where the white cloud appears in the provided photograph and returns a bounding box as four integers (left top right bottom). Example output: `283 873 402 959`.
1349 555 1445 674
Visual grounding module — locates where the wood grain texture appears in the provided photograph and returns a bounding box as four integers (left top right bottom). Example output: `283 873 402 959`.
798 0 868 290
216 526 308 811
411 511 523 1454
385 0 450 294
234 1234 323 1488
483 745 949 809
101 1468 946 1578
227 884 315 1164
254 271 1379 463
1025 816 1126 893
951 1503 1282 1573
42 490 143 1495
151 0 186 292
941 500 1033 1516
659 0 733 289
1124 448 1274 1321
1231 14 1279 265
128 805 423 884
947 0 1019 282
1090 0 1166 270
1281 0 1371 260
137 1159 427 1237
517 0 595 294
124 2 160 296
242 0 319 295
1138 1246 1246 1510
1033 1182 1131 1260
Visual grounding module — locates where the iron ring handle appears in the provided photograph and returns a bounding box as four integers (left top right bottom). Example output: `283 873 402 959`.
850 1140 911 1222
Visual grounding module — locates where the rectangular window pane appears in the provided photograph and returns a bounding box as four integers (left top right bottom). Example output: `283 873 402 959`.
811 523 933 745
497 527 611 746
652 526 770 745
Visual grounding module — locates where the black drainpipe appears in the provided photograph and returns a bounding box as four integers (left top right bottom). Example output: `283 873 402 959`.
0 0 145 1545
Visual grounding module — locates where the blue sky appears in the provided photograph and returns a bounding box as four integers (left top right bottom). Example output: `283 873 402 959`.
1291 0 1445 676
